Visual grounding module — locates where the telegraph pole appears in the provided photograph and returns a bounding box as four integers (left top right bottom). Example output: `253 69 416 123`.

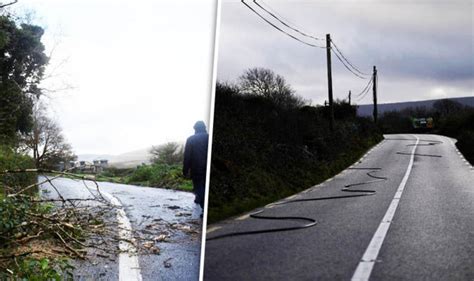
326 34 334 131
348 90 351 105
372 66 378 124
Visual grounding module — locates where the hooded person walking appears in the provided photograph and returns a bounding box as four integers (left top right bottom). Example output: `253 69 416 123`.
183 121 209 213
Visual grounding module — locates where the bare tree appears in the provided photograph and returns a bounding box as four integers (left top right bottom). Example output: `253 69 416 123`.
239 67 305 109
150 142 183 165
20 103 76 168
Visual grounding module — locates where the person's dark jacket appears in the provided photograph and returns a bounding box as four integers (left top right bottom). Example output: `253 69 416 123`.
183 127 209 179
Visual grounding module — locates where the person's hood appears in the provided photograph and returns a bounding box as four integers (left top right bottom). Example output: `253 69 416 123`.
193 121 207 133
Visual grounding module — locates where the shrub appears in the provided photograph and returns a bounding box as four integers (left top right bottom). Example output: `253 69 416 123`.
208 81 382 223
126 164 192 191
0 145 36 195
457 130 474 164
150 142 184 165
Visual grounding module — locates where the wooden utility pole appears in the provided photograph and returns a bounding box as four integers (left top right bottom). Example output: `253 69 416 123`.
348 90 351 105
372 66 378 124
326 34 334 131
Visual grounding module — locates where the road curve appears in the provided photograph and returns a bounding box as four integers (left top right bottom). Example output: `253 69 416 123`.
204 134 474 280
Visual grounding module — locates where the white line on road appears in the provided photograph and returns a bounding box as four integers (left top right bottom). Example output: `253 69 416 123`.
207 226 222 234
351 135 419 281
235 214 250 221
100 191 143 281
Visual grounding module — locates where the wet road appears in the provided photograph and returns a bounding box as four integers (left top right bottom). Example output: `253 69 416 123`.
204 134 474 280
40 177 202 281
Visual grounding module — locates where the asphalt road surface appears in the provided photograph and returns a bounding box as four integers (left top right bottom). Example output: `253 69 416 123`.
204 134 474 280
40 177 202 281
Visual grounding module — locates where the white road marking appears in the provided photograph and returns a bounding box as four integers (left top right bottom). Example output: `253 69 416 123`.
207 226 222 234
100 191 143 281
287 194 298 200
351 136 419 281
235 214 250 221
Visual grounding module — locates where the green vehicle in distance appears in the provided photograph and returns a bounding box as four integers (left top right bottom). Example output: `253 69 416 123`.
411 117 434 130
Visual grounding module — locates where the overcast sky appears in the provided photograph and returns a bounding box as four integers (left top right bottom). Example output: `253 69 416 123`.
217 0 473 106
13 0 217 155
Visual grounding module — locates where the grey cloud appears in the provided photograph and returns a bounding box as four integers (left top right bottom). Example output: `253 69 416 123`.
217 0 473 104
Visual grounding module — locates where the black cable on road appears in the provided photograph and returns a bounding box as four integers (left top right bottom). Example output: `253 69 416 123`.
385 138 444 150
206 167 386 241
344 168 388 188
384 138 443 146
384 138 443 157
396 152 442 158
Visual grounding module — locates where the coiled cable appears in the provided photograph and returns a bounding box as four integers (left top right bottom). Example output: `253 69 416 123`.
207 167 386 241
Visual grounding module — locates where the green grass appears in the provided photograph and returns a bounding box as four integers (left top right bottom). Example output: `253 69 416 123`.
124 163 192 192
119 179 193 192
64 164 194 192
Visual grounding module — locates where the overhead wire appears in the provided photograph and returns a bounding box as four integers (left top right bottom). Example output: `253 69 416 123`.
330 39 370 76
376 70 378 100
243 0 375 100
355 78 373 102
241 0 325 49
253 0 324 42
355 87 371 103
259 0 304 32
252 0 370 79
331 47 368 79
355 76 373 97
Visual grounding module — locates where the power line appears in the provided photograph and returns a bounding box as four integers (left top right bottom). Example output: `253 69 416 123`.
259 0 302 32
242 0 377 108
355 78 373 102
253 0 324 42
241 0 325 49
330 39 370 76
355 76 373 97
253 0 369 78
376 71 378 98
355 88 370 102
331 47 368 79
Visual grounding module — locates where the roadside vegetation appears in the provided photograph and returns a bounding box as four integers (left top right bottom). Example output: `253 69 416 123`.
379 99 474 164
208 68 382 223
0 7 80 279
0 149 78 279
95 142 193 192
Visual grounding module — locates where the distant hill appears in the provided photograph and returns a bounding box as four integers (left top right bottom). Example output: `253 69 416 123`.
76 154 114 163
357 96 474 117
77 147 153 169
108 147 153 168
